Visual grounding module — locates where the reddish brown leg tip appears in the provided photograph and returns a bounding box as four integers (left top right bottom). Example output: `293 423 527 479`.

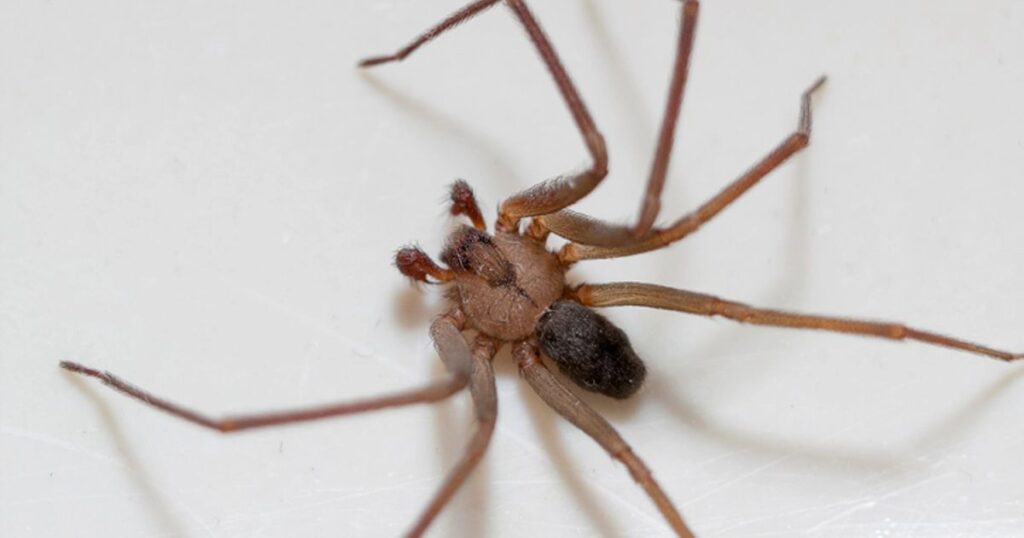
60 360 93 375
358 56 393 68
395 246 454 283
806 75 828 95
449 180 487 230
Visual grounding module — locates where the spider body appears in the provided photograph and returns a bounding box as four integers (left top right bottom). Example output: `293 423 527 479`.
439 225 563 341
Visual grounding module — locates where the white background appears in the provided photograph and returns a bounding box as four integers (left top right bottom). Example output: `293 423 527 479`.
2 1 1023 537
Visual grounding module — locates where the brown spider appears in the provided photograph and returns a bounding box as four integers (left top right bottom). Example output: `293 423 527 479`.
60 1 1022 536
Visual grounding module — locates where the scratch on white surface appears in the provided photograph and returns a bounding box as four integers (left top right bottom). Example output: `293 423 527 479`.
214 476 457 534
684 452 798 507
159 489 221 538
1 426 220 538
487 477 561 486
0 425 121 466
801 496 879 533
703 496 872 537
588 476 667 529
244 477 440 519
688 446 755 469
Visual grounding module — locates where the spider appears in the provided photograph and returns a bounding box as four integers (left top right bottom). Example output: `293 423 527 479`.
60 1 1022 537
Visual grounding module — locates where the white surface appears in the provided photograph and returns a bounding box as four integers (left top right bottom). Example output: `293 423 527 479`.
2 1 1023 537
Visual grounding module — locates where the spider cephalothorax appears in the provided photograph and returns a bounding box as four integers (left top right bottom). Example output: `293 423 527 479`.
438 224 562 340
60 1 1021 537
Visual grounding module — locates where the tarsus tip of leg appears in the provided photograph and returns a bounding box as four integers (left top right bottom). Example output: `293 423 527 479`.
807 75 828 94
60 360 93 375
358 55 401 69
60 360 104 379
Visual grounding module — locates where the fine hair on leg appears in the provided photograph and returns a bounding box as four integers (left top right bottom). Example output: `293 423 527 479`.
550 76 826 262
59 314 473 432
576 282 1023 361
513 341 696 538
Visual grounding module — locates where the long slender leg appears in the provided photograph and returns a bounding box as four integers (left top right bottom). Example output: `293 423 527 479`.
406 336 499 538
513 341 696 538
60 314 475 432
358 0 608 232
495 0 608 232
635 0 700 237
556 76 826 262
576 282 1023 362
358 0 502 67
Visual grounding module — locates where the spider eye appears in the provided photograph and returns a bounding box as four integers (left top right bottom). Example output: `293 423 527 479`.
535 300 646 399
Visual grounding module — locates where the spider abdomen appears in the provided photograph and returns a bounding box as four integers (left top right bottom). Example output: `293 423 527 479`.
536 300 647 399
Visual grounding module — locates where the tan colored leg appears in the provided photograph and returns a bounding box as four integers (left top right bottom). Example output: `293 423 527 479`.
514 341 696 538
577 282 1023 361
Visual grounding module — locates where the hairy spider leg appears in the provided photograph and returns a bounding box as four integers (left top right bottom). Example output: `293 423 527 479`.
60 314 472 432
358 0 608 233
634 0 700 238
547 76 825 261
576 282 1024 362
514 341 696 538
61 312 502 538
408 336 498 538
358 0 502 68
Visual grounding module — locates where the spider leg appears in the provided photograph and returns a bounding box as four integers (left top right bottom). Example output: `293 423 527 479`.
359 0 608 233
576 282 1023 362
635 0 700 237
552 76 826 261
494 0 607 232
534 0 697 247
60 314 474 432
513 341 696 538
407 336 498 538
358 0 502 68
537 208 638 248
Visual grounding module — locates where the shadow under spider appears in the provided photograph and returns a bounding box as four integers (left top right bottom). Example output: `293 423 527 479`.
63 373 195 538
431 359 490 538
647 360 1024 477
581 0 656 158
908 365 1024 451
358 73 521 194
